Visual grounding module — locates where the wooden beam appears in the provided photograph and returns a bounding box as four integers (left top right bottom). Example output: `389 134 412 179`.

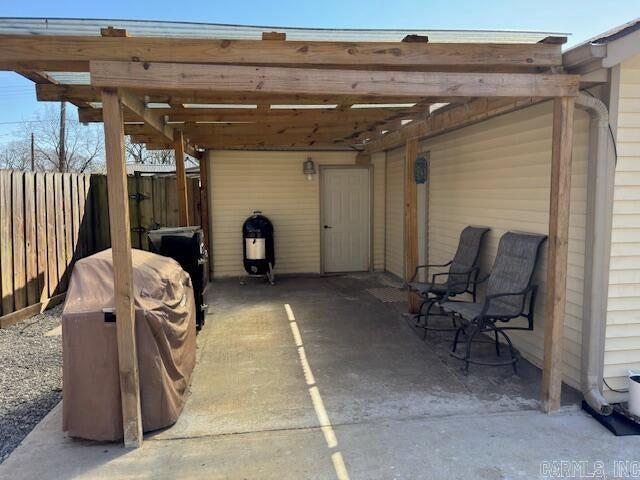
174 131 189 226
101 88 143 448
37 83 449 106
101 27 128 37
356 99 431 142
79 106 415 126
542 96 575 413
404 138 420 313
19 71 91 110
90 61 581 99
364 97 542 153
262 32 286 41
131 135 353 150
0 292 65 329
402 34 429 43
198 153 211 263
119 90 173 142
0 35 563 72
125 124 363 146
539 36 568 45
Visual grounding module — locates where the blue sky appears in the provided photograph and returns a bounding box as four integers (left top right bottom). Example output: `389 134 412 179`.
0 0 638 145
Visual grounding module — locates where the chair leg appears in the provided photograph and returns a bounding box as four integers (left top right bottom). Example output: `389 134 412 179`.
451 322 464 353
494 329 501 357
412 299 425 326
422 301 436 340
463 325 481 374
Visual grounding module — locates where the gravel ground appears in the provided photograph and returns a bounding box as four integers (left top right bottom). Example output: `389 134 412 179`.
0 305 63 464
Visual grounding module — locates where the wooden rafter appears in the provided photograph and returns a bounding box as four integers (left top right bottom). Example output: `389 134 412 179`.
0 35 563 72
78 106 419 125
363 96 543 153
89 61 581 99
355 99 432 141
37 83 448 107
119 90 174 142
129 133 353 149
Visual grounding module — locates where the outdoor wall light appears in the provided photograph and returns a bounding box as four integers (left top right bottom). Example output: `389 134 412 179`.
303 157 316 181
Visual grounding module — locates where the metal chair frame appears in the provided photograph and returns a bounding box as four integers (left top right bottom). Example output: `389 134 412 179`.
410 263 480 339
443 231 547 374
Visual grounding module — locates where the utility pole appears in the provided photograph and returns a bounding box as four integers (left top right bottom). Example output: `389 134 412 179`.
30 132 35 171
59 101 66 172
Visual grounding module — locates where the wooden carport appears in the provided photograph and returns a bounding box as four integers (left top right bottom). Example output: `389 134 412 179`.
0 23 579 448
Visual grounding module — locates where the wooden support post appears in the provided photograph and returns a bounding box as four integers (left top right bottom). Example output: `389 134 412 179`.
101 88 143 447
198 152 211 260
404 138 420 313
542 96 575 413
173 130 189 226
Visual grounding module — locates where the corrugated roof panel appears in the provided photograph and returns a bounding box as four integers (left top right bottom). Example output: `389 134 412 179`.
0 17 566 43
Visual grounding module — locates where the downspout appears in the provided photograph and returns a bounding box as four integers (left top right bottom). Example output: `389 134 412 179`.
577 92 615 415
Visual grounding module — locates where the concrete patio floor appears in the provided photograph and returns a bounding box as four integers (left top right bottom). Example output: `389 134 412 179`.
2 273 639 479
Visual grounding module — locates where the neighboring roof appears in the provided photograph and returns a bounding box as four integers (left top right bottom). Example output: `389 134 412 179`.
0 17 565 43
563 17 640 73
572 17 640 48
92 163 200 176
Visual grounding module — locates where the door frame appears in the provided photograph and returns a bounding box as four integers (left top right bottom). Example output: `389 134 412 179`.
319 164 373 275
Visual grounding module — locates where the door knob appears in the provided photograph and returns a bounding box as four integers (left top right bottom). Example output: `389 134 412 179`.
323 225 332 229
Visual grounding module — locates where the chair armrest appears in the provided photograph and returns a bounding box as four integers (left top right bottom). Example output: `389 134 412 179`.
410 261 452 282
481 285 535 317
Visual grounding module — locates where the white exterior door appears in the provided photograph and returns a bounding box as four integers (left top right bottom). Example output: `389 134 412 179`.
321 167 370 273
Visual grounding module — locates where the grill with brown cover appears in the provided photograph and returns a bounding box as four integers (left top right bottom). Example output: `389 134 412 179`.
62 248 196 441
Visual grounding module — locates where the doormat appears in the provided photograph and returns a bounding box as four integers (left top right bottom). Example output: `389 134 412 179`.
365 287 408 303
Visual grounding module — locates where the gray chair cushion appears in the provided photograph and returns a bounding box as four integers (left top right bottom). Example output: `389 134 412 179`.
445 226 489 294
440 232 546 322
440 300 516 320
485 232 547 317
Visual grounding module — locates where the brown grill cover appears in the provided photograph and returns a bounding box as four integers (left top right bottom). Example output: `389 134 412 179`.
62 248 196 441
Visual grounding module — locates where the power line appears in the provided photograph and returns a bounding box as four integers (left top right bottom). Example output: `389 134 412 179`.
0 120 48 126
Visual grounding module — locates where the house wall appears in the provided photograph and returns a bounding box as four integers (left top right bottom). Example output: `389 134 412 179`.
372 152 386 271
384 147 405 279
383 102 590 388
605 53 640 398
207 150 385 278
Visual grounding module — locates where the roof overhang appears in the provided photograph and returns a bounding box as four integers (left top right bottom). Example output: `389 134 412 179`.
0 17 579 152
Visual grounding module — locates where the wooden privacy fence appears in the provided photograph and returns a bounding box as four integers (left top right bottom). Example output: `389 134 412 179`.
0 169 203 327
91 174 201 251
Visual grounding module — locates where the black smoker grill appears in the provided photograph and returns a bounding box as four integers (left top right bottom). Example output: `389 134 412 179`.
148 226 209 330
242 211 275 284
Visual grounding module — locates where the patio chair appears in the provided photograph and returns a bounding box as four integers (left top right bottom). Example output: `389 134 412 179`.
408 226 489 338
441 231 547 374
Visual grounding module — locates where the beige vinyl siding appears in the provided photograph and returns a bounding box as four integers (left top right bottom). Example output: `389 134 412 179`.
372 152 386 271
385 147 405 279
421 102 589 389
208 150 385 278
605 54 640 398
